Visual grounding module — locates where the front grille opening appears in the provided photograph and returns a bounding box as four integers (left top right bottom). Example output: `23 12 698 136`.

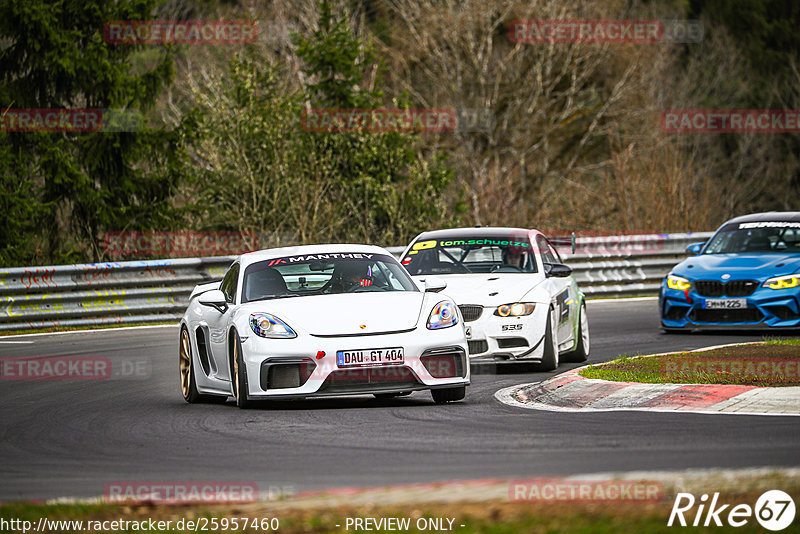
421 353 466 378
694 280 758 297
497 337 528 349
468 340 488 354
690 308 763 323
319 366 420 393
664 306 690 320
458 305 483 322
260 360 315 390
765 305 800 321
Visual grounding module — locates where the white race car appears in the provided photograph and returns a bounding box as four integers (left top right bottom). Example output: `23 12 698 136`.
400 228 589 369
179 244 469 408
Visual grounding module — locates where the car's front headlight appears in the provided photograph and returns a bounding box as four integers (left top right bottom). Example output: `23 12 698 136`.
249 313 297 338
666 274 692 291
427 301 458 330
494 303 535 317
763 274 800 290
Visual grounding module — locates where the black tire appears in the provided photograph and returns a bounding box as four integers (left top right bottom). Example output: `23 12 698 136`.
537 308 558 372
431 386 466 404
231 331 253 409
562 302 590 363
180 327 227 404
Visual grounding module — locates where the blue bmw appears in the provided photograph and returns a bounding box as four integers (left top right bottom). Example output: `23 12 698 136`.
660 212 800 330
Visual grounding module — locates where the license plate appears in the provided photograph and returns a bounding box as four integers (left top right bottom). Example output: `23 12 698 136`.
336 347 404 367
704 298 747 309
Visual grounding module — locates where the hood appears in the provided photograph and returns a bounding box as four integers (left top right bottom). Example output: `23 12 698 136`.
237 291 426 336
673 253 800 280
413 274 545 306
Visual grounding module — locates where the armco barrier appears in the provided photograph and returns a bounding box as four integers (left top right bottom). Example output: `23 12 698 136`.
0 233 713 332
560 232 714 297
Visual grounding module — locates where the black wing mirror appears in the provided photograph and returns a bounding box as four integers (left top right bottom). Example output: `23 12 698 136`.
545 263 572 278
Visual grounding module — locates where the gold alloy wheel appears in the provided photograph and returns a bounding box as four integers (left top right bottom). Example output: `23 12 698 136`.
179 328 191 398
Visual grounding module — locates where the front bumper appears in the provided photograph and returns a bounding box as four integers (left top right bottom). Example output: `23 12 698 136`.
460 304 547 362
240 327 469 399
660 282 800 330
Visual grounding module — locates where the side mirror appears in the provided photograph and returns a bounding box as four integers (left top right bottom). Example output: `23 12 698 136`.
424 277 447 293
198 289 228 313
545 263 572 278
685 242 705 255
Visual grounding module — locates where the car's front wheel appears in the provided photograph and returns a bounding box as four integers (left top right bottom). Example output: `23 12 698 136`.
231 332 253 409
537 307 559 371
180 327 226 404
563 301 590 363
431 386 466 404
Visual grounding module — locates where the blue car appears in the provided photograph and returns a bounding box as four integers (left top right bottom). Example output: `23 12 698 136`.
660 212 800 330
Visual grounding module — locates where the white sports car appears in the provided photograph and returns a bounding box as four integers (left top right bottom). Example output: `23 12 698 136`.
400 228 589 370
179 244 469 408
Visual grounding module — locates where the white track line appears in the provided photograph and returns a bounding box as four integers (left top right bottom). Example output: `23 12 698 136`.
0 324 177 339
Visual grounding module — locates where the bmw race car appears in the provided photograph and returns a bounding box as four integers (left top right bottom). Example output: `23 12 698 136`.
400 228 589 370
661 212 800 330
179 244 469 408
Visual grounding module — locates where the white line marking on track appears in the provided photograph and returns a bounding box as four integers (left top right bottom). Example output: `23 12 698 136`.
0 324 178 339
587 296 658 303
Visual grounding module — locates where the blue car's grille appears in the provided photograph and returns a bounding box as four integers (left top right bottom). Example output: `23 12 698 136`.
694 280 759 297
690 308 763 323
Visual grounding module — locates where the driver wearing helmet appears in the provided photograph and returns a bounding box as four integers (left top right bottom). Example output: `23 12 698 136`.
330 261 372 293
502 249 525 270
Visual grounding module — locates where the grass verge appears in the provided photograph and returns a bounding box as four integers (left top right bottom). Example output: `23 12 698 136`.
579 338 800 386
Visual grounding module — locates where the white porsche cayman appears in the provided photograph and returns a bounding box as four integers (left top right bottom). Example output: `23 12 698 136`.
179 244 469 408
400 228 589 370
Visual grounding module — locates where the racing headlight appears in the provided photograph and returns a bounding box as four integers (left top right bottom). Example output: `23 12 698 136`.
666 275 692 291
763 274 800 290
249 313 297 338
427 301 458 330
494 303 535 317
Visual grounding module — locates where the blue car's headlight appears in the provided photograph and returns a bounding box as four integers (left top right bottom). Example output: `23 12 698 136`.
763 274 800 290
427 301 458 330
666 274 691 291
249 313 297 338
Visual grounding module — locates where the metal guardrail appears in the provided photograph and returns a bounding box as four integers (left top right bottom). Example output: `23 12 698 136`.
562 232 714 297
0 232 713 332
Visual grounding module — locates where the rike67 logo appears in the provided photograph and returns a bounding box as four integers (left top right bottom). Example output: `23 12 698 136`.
668 490 796 531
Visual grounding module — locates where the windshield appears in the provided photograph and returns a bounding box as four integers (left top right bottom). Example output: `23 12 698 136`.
704 221 800 254
401 235 537 275
242 252 418 302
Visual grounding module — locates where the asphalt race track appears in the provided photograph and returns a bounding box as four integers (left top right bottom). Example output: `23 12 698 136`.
1 299 798 502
